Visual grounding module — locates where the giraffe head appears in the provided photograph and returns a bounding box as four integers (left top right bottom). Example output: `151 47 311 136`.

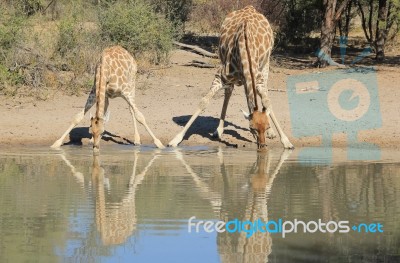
90 117 104 154
242 107 270 151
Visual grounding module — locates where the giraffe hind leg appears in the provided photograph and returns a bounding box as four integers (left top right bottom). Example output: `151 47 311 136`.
51 88 96 149
213 84 233 139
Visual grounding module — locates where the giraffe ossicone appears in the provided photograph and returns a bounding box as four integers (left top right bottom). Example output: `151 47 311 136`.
51 46 165 152
169 6 294 150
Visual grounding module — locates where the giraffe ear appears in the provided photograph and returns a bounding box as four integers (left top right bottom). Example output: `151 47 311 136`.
241 109 251 120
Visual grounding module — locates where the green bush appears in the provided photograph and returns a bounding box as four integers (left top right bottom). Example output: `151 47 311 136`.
0 10 25 93
56 18 79 58
12 0 45 16
0 64 23 87
0 13 25 55
150 0 193 36
99 0 174 63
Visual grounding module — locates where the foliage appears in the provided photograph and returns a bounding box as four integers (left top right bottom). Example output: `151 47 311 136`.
0 9 25 93
99 1 174 63
7 0 45 16
188 0 262 33
150 0 193 36
279 0 322 47
56 17 79 58
0 11 25 56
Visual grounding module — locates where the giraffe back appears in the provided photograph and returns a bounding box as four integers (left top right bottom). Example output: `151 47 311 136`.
219 6 273 86
97 46 137 99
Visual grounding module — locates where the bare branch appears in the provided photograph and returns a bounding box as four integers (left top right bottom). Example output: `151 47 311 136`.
173 41 218 58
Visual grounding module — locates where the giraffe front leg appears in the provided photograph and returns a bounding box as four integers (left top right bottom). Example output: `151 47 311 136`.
51 110 85 149
169 74 223 147
125 95 164 149
213 84 233 139
259 90 293 149
260 69 293 149
51 88 97 149
129 106 141 145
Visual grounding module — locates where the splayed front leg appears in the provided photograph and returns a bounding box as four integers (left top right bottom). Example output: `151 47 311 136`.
169 74 224 147
51 110 85 149
125 95 165 149
129 106 141 145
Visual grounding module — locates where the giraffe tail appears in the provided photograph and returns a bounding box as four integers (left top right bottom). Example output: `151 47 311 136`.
240 21 259 112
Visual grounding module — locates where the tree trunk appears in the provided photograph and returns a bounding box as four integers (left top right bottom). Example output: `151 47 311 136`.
317 0 350 67
317 0 337 67
375 0 389 61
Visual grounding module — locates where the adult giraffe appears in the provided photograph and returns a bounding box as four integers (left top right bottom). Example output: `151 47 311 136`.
51 46 164 153
169 6 293 150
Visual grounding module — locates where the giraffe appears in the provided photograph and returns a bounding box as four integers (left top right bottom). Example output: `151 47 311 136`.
169 6 293 150
51 46 164 153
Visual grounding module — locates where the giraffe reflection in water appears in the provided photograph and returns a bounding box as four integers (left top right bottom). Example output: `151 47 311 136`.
177 148 291 262
59 148 291 259
60 150 160 245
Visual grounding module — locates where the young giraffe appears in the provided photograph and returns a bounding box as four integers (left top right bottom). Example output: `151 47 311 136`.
51 46 164 152
169 6 294 150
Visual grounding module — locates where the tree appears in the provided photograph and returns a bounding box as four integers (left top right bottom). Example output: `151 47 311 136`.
376 0 389 61
356 0 400 61
316 0 351 67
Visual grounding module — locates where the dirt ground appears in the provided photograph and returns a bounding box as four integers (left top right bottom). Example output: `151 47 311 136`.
0 49 399 150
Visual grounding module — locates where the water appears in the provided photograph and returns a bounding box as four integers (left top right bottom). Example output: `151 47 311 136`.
0 146 399 263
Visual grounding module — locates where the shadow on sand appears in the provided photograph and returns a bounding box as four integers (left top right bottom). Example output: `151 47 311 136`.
172 115 253 147
63 127 134 146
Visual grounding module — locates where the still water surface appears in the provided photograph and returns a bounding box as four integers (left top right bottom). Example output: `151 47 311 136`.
0 146 399 262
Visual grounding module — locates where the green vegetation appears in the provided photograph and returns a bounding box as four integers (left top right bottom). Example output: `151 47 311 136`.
0 0 398 97
99 1 174 64
0 0 179 97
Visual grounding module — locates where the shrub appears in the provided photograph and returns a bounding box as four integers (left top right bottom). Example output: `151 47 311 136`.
56 17 80 58
0 9 25 94
98 0 174 64
150 0 193 37
0 12 25 56
11 0 45 16
188 0 262 33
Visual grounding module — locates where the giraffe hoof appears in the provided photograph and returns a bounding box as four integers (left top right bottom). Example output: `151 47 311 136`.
168 135 183 147
50 141 62 149
283 141 294 150
154 139 165 149
213 129 223 139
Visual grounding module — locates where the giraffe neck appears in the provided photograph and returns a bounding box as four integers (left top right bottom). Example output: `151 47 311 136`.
243 21 258 111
